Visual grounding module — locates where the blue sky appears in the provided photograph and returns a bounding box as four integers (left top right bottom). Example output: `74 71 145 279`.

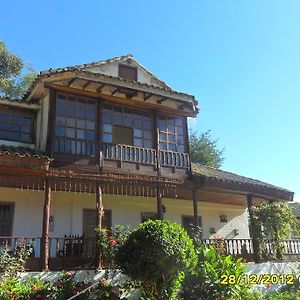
1 1 299 201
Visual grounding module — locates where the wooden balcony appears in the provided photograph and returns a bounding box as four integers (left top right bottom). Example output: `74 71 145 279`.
2 236 300 271
102 143 190 178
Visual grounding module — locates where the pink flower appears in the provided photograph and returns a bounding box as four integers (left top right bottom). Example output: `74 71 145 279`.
101 279 109 286
265 283 271 289
71 288 78 295
65 271 73 278
111 286 120 294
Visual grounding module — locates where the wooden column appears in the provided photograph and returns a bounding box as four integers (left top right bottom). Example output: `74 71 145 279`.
156 186 164 220
41 178 51 271
95 183 104 269
192 188 200 226
247 194 260 263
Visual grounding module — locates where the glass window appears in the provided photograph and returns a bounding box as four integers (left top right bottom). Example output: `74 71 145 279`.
0 111 33 143
55 94 96 156
158 116 185 152
102 104 153 148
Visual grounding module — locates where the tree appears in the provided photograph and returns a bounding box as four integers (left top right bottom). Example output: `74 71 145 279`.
189 130 224 168
0 41 36 99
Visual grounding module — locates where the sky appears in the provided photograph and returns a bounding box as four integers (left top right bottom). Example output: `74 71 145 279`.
1 1 299 201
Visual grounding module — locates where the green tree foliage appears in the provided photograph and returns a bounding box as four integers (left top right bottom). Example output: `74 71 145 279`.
251 201 298 260
189 130 224 168
116 220 197 300
0 41 36 99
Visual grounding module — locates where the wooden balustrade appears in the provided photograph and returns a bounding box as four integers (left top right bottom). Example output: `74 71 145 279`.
159 150 190 168
3 236 300 271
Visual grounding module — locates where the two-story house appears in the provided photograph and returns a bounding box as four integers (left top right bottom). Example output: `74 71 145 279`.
0 54 293 270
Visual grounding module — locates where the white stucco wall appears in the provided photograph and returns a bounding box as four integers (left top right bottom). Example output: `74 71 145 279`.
0 187 250 242
86 61 163 88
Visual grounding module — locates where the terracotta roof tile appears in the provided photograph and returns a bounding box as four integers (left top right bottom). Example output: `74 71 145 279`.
191 163 293 198
0 145 52 160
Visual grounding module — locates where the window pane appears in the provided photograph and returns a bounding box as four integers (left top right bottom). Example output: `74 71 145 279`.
168 125 175 133
160 132 167 140
21 133 31 142
143 119 151 129
103 113 112 123
86 110 95 120
86 121 95 130
169 143 176 151
175 118 183 126
123 117 132 127
66 128 75 138
56 116 65 126
160 142 167 150
77 109 85 119
144 130 152 139
168 134 176 142
158 121 167 131
114 115 122 125
0 130 7 139
103 124 112 133
85 130 95 140
77 120 85 128
0 113 9 122
67 107 76 117
144 140 153 148
56 127 65 136
0 123 9 130
133 119 142 128
176 127 183 135
134 129 142 137
177 145 185 152
57 105 65 115
77 129 84 139
177 136 184 144
67 118 75 127
103 133 112 143
21 126 30 133
134 138 143 147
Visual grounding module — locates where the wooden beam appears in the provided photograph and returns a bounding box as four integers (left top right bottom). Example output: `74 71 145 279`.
40 178 51 271
82 81 92 90
95 183 104 269
156 97 168 104
96 83 106 93
43 82 194 118
156 186 164 219
111 87 119 96
144 92 153 101
67 77 78 87
192 189 200 226
247 194 261 263
46 89 56 157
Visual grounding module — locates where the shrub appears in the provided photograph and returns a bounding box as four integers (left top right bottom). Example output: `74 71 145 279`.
95 225 131 268
0 240 33 279
180 243 249 300
116 220 197 300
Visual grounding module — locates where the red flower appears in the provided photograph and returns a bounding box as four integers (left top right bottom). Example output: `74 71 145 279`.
55 279 63 287
71 288 78 295
109 239 117 246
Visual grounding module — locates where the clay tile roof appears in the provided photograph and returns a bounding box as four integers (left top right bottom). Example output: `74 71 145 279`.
191 163 294 199
0 145 52 160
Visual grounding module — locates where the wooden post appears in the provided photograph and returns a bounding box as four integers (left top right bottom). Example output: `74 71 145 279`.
95 182 104 269
192 188 200 226
247 194 260 263
156 186 164 220
41 178 51 271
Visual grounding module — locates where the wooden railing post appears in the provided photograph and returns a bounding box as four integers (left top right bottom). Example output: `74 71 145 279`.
41 178 51 271
247 194 261 263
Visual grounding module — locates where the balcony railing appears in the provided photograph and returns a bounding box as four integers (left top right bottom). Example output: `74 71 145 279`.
102 143 190 169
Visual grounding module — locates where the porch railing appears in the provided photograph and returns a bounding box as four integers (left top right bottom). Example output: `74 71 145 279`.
3 237 300 271
102 143 190 168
